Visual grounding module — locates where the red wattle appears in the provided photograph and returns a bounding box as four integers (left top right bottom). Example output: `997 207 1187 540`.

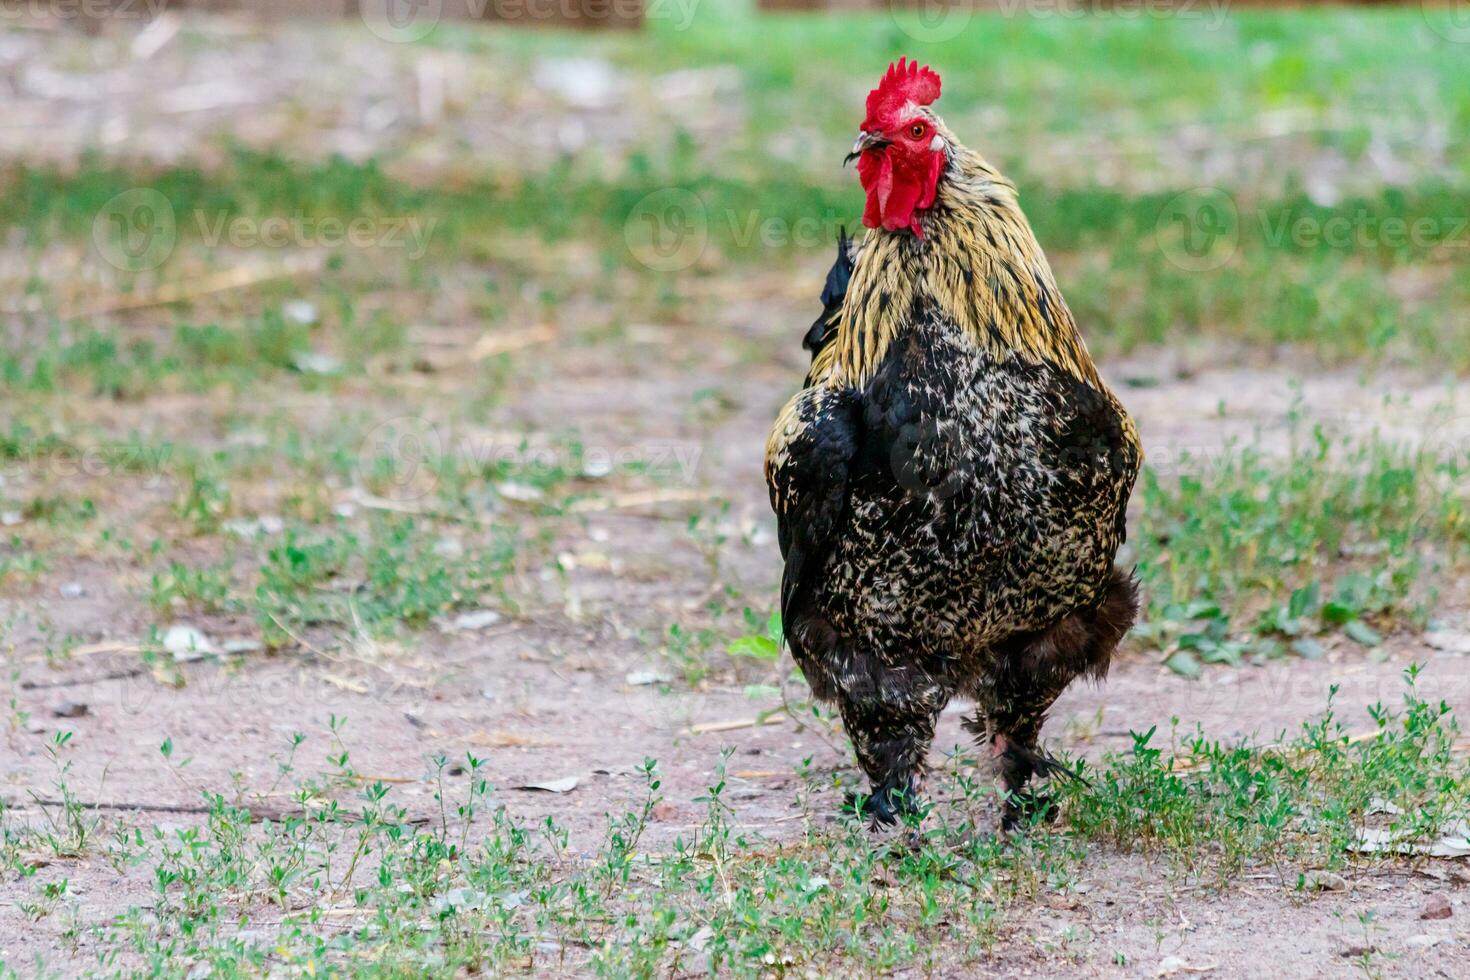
858 147 940 237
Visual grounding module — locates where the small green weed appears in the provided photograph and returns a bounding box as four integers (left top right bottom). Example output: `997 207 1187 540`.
1137 414 1468 671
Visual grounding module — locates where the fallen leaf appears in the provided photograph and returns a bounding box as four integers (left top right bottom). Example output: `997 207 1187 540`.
322 674 369 694
464 729 560 748
686 716 785 735
516 777 578 794
71 642 142 658
569 488 713 513
467 323 555 362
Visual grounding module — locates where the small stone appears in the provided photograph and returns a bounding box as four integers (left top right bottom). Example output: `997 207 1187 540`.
59 582 85 599
581 457 612 479
1423 629 1470 654
1406 934 1442 949
1420 892 1453 920
163 624 217 662
496 481 543 502
1155 957 1219 976
223 516 283 537
0 511 22 527
625 669 670 687
221 638 263 655
52 701 88 719
290 351 342 375
282 299 319 325
450 610 502 632
533 57 616 109
1303 870 1349 892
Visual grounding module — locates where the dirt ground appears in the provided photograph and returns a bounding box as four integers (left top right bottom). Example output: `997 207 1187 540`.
5 347 1470 976
3 11 1470 979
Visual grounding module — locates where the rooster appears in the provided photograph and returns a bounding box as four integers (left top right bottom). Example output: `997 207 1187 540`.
766 59 1141 828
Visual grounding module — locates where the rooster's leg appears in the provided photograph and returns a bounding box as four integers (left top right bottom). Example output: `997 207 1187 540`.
838 695 942 827
977 696 1068 832
973 569 1140 831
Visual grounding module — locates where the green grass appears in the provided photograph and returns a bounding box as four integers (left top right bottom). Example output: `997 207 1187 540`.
6 148 1468 368
1135 411 1470 672
4 672 1465 975
251 515 522 643
1064 665 1470 879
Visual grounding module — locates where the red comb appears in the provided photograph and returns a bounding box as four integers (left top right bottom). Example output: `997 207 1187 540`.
863 57 942 130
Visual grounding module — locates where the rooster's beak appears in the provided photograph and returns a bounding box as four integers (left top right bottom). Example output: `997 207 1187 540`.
844 131 890 167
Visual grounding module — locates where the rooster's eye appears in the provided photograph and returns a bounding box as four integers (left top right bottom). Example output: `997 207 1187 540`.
909 123 926 139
